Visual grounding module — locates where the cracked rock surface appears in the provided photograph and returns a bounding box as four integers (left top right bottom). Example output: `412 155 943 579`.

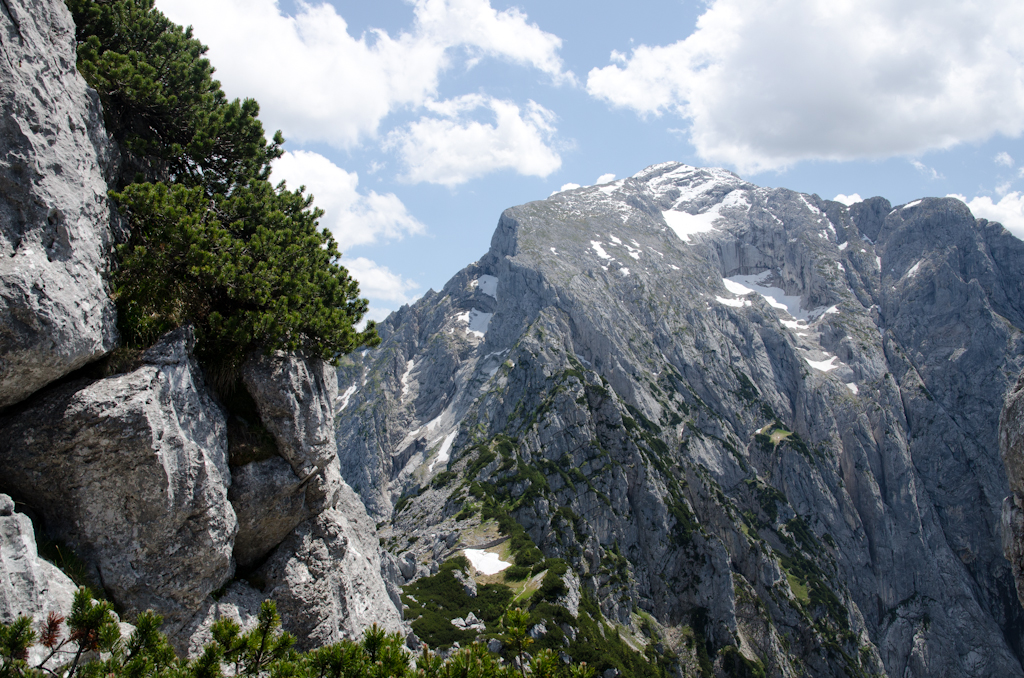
0 0 118 409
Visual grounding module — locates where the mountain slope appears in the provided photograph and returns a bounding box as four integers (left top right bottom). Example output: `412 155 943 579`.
335 163 1024 677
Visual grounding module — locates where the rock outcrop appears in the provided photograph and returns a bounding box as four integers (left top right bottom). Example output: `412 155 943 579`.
1002 370 1024 609
255 483 405 649
185 354 404 654
0 325 407 654
0 0 118 409
233 352 403 645
242 352 343 515
229 352 345 569
0 328 236 635
0 493 76 627
339 164 1024 677
0 0 405 657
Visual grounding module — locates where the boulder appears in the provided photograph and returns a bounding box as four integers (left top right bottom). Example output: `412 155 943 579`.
0 328 236 635
450 611 485 632
0 494 76 627
0 0 119 409
183 481 404 654
399 551 418 581
245 483 404 649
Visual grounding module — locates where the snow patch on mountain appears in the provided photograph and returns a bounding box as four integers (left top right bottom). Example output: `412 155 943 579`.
723 272 811 321
476 275 498 298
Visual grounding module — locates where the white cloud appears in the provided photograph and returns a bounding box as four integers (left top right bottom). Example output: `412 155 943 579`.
158 0 570 149
385 95 561 187
996 152 1015 167
413 0 573 85
948 192 1024 240
596 173 616 184
833 193 862 206
272 151 425 251
911 160 943 180
551 183 581 195
586 0 1024 173
341 256 420 307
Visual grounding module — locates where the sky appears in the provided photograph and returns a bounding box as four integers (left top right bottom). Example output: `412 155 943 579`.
156 0 1024 322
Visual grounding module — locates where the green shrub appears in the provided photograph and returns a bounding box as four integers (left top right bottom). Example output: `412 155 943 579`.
111 178 377 368
503 565 531 581
537 569 567 602
401 557 513 650
67 0 279 193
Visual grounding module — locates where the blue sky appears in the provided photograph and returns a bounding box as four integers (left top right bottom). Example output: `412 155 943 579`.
158 0 1024 322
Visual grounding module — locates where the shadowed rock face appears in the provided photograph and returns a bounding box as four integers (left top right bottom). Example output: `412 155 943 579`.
1002 371 1024 610
337 164 1024 677
0 0 119 409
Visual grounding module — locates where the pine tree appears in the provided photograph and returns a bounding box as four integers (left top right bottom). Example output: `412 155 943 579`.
66 0 379 368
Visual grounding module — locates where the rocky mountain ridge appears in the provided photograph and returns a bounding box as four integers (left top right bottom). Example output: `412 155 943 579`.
337 162 1024 677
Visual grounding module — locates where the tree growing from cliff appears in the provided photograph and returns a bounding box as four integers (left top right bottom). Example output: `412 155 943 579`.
66 0 378 369
67 0 278 194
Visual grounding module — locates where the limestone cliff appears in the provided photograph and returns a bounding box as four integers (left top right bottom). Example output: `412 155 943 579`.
0 0 118 409
338 164 1024 677
0 0 404 654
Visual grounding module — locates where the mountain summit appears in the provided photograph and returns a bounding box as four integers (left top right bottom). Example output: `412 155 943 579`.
337 162 1024 677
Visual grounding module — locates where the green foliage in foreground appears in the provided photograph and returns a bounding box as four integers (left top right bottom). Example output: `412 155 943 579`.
66 0 377 367
0 592 598 678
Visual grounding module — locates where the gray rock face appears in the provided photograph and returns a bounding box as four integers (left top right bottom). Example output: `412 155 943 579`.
178 352 405 652
0 494 76 627
0 0 118 409
1002 370 1024 609
243 352 342 514
557 569 581 618
339 163 1024 677
255 497 403 650
187 483 404 653
229 456 307 569
0 328 236 635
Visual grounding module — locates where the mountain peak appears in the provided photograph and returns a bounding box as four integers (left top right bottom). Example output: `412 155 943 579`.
338 164 1024 677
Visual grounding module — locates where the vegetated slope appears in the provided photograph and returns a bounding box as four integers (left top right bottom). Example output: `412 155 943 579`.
335 163 1024 677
